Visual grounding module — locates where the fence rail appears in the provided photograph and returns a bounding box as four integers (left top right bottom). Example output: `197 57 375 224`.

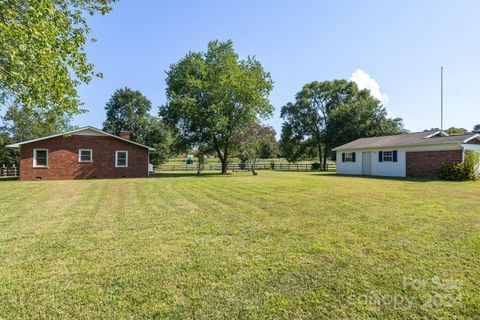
1 163 335 176
1 165 19 177
156 163 336 172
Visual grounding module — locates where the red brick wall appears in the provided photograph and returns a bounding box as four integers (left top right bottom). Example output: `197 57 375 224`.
406 150 463 179
20 135 149 180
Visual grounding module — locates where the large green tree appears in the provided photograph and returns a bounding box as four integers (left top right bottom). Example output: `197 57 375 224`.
280 80 404 166
445 127 468 135
160 40 274 174
279 122 319 162
2 104 73 142
326 96 404 153
0 0 114 115
0 104 74 165
103 88 176 166
0 131 17 166
424 127 469 135
474 124 480 132
143 117 176 166
103 88 152 142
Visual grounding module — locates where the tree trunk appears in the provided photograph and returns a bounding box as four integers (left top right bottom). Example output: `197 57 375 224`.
220 158 227 174
214 142 229 175
251 157 258 175
197 159 202 175
323 149 328 171
317 144 323 167
221 147 228 174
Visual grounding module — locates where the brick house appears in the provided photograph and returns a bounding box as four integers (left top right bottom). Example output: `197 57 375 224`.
7 127 155 180
333 130 480 178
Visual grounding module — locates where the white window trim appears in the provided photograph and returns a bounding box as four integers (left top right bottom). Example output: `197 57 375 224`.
344 152 354 162
33 148 48 168
78 149 93 162
383 151 393 162
115 150 128 168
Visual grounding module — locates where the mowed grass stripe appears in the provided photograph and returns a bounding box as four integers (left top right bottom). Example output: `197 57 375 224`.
0 172 479 319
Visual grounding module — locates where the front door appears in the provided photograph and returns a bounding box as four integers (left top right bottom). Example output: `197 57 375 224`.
362 152 372 175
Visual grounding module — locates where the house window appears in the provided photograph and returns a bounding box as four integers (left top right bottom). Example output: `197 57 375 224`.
33 149 48 167
115 151 128 167
383 151 393 162
78 149 92 162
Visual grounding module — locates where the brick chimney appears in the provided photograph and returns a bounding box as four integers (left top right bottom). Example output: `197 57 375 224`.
120 131 130 140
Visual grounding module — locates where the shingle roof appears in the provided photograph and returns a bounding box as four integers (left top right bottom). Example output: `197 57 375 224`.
6 126 156 151
333 131 480 151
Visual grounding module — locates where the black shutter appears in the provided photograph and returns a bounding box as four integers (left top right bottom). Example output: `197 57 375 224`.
352 152 356 162
379 151 383 162
393 150 398 162
342 153 345 162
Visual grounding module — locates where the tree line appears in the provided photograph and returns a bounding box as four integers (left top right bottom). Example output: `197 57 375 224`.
2 37 479 174
1 1 479 173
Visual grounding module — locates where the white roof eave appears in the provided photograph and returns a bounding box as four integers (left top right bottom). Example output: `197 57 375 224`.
332 140 466 151
333 133 480 151
463 133 480 143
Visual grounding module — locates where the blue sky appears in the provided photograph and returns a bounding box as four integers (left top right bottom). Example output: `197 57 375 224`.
76 0 480 133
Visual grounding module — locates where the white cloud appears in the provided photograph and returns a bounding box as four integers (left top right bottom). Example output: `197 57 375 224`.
350 69 389 106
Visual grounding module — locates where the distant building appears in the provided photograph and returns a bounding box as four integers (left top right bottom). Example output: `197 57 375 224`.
333 131 480 178
7 127 155 180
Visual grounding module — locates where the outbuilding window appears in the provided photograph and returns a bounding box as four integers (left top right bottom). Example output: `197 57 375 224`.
33 149 48 167
342 152 356 162
379 150 398 162
78 149 92 162
115 151 128 167
383 151 393 162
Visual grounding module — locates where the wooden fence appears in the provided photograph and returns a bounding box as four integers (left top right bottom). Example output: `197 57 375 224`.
0 163 336 176
1 165 19 177
156 163 336 172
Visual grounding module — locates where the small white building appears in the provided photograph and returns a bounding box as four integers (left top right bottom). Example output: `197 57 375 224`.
333 131 480 178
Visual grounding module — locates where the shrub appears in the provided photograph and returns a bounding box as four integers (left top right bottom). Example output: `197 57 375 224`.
311 162 321 170
438 151 480 181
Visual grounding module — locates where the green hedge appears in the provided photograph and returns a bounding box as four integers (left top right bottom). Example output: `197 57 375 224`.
438 150 480 181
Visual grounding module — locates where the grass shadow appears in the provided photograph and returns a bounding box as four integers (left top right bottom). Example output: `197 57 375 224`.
0 176 19 182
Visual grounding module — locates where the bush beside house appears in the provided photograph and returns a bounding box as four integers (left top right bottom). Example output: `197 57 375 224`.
438 150 480 181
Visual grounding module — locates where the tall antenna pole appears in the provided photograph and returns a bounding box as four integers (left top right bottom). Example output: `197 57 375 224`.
441 66 444 132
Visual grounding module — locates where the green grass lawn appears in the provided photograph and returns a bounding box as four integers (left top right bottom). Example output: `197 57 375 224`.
0 172 479 319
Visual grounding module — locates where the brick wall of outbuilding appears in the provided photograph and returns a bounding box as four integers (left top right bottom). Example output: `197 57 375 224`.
406 150 463 179
20 135 149 180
